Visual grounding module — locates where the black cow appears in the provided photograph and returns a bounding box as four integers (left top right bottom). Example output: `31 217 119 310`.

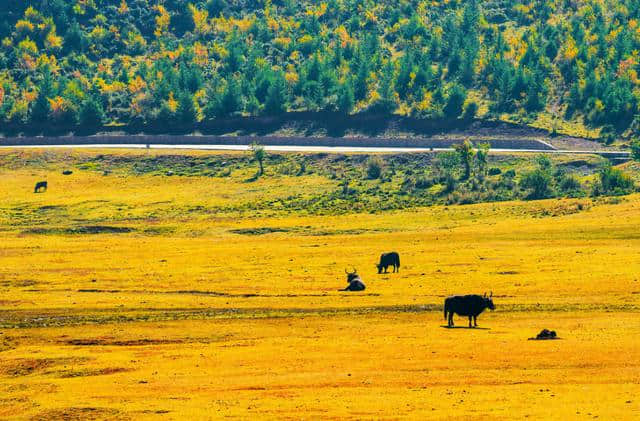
376 252 400 274
341 269 365 291
444 292 495 328
34 181 48 193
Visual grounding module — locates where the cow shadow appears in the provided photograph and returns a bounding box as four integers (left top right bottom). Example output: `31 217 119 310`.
440 325 491 330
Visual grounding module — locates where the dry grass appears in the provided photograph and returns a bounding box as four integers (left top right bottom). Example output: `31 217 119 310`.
1 149 639 419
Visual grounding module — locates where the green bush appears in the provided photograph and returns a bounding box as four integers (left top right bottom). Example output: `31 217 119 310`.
366 157 384 179
503 169 516 178
596 165 634 195
631 138 640 161
462 101 478 121
558 174 583 193
520 168 552 200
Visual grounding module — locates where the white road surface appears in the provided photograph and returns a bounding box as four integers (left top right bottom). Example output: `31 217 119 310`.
0 143 629 156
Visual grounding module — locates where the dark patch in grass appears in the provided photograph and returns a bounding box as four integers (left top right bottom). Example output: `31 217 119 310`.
37 205 65 211
142 226 176 235
22 225 135 235
0 357 87 377
66 338 182 346
308 228 368 236
0 279 37 288
0 337 17 353
78 289 122 293
229 227 292 235
558 160 594 168
229 226 395 236
52 367 131 378
30 407 121 421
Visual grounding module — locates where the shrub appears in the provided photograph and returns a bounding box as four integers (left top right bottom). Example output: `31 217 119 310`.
520 168 552 199
558 174 583 192
462 101 478 121
297 159 307 176
453 139 474 180
488 167 502 176
597 165 634 195
435 151 460 172
631 138 640 161
535 154 553 171
414 176 434 189
443 171 456 193
444 84 467 118
599 125 617 145
366 156 384 179
249 142 266 176
503 169 516 178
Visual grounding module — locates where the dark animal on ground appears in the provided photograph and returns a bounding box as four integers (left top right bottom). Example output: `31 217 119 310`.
529 329 558 340
341 268 365 291
376 251 400 273
444 292 495 328
34 181 48 193
62 170 73 175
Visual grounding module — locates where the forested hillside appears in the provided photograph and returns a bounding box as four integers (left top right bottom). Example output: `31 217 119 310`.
1 0 639 139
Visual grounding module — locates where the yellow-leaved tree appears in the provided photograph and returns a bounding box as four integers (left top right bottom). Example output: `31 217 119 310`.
154 5 170 38
189 5 210 35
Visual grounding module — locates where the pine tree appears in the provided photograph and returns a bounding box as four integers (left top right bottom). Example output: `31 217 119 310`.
219 78 242 117
78 96 105 129
337 81 355 114
31 70 53 124
264 72 287 115
443 84 467 118
177 91 197 125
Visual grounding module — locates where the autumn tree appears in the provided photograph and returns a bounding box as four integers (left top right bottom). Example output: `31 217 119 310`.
453 139 475 180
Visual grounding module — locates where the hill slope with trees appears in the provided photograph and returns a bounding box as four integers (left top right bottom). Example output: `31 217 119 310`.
1 0 640 141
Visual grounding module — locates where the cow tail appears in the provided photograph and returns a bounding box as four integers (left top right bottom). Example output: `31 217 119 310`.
443 300 448 320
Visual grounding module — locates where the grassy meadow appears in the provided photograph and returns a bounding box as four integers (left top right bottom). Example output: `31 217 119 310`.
1 148 640 419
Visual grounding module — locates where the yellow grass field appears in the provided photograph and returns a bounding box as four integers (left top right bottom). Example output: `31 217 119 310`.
1 149 640 419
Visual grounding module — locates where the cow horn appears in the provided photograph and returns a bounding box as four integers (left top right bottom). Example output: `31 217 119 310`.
345 268 349 274
490 291 493 298
353 267 357 273
483 292 487 298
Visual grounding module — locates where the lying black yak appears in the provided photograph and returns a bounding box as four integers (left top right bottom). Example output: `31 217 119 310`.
341 269 365 291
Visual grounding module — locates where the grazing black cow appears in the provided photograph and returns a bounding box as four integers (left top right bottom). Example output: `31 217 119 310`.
444 292 495 328
341 268 365 291
376 252 400 274
34 181 48 193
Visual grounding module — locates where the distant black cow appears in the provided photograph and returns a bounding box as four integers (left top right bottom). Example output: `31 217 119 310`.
376 252 400 274
341 268 365 292
444 292 495 328
34 181 48 193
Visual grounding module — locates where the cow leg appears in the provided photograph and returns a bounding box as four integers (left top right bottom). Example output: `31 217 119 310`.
448 313 454 327
473 316 478 327
468 316 473 328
